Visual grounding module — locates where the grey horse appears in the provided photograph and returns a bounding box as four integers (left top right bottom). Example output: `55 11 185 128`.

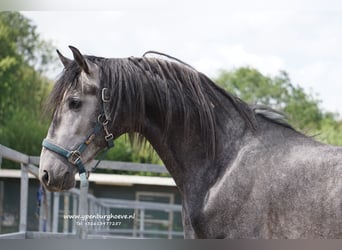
39 46 342 238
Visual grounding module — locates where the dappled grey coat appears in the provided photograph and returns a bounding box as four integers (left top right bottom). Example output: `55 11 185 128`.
40 47 342 238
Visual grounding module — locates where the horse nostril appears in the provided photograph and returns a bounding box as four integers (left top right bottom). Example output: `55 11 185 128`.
42 170 49 185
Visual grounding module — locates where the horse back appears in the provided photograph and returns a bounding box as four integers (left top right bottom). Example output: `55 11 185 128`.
200 137 342 238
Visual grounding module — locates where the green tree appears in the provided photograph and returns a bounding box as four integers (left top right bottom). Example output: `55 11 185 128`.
0 12 55 157
215 67 342 145
0 12 162 171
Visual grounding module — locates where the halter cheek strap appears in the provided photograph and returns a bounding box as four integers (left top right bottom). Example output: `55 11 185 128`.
42 88 114 187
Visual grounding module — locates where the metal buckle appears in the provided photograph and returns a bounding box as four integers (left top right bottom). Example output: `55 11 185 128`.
105 133 114 142
68 150 81 165
101 88 110 103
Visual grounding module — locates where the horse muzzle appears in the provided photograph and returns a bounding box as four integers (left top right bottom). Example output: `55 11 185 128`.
39 149 77 191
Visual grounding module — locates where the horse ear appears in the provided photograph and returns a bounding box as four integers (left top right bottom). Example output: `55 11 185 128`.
56 49 72 67
68 46 90 74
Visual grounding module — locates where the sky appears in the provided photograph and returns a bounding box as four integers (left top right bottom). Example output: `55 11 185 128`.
22 3 342 115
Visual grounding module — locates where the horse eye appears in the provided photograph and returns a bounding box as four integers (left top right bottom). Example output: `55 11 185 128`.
68 98 82 110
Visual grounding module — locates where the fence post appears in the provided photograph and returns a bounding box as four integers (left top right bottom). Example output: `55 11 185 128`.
72 194 77 234
39 188 50 232
52 192 60 232
63 192 70 233
139 209 145 238
39 189 44 232
78 182 88 239
168 195 175 239
0 179 3 234
88 197 94 233
46 190 51 232
106 207 110 232
19 163 29 233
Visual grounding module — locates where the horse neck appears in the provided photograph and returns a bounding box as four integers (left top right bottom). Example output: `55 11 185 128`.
140 90 251 193
106 59 255 193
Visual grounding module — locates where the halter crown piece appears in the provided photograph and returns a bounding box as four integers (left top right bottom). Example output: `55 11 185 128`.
42 87 114 187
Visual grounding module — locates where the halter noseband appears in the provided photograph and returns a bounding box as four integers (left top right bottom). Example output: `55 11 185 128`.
42 88 114 187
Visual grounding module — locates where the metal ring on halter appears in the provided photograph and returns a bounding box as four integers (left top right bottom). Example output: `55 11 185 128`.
101 88 110 102
102 119 109 126
98 114 107 124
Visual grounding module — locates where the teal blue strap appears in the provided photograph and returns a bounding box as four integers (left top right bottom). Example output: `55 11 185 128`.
79 172 88 187
42 139 71 159
42 139 88 186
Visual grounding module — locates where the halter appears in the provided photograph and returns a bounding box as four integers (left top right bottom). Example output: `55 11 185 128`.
42 88 114 187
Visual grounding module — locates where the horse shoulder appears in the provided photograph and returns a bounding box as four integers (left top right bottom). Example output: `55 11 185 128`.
199 141 271 237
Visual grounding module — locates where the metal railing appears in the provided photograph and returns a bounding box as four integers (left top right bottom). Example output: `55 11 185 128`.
0 144 183 239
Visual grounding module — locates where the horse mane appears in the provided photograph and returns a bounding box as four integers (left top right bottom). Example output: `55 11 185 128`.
93 54 259 158
47 61 81 115
251 104 294 129
47 51 296 158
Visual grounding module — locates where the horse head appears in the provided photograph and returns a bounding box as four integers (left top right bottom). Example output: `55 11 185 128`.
39 46 110 191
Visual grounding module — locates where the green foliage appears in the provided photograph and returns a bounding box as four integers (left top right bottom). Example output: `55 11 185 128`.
215 67 342 146
1 109 48 155
105 135 161 164
0 12 163 172
98 135 166 176
314 113 342 145
2 11 341 175
0 12 54 159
